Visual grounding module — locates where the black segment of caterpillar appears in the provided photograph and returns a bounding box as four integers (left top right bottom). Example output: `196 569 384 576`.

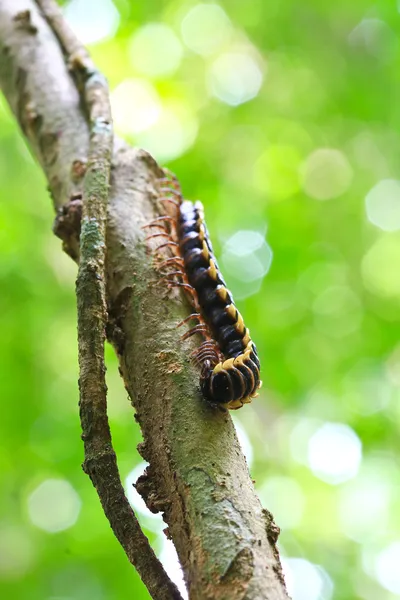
145 171 262 410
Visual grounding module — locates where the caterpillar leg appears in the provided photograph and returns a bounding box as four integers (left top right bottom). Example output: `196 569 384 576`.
160 270 185 279
166 281 197 295
157 257 185 270
177 313 201 328
159 197 180 215
142 215 177 232
142 224 167 233
226 398 246 410
191 341 221 367
154 241 180 254
145 232 173 243
159 186 182 199
160 168 181 190
181 324 209 341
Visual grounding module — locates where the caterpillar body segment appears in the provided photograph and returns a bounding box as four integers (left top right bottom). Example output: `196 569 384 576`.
148 171 262 410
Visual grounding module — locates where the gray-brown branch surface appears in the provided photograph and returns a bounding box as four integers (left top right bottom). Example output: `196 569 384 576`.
0 1 290 599
31 2 182 599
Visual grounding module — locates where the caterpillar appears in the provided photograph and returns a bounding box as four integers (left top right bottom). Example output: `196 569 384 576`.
145 172 262 410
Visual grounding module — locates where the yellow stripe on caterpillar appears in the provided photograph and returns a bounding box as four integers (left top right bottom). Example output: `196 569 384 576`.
208 259 218 280
233 354 245 366
225 304 237 320
202 240 209 260
244 348 252 360
154 174 261 410
242 330 251 346
235 313 245 334
227 398 244 410
222 357 235 370
217 286 228 301
198 224 205 242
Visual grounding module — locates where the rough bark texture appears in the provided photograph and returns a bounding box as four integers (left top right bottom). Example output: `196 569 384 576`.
0 2 289 599
29 1 182 598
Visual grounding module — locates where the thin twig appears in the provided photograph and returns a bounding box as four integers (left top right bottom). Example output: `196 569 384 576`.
34 1 183 598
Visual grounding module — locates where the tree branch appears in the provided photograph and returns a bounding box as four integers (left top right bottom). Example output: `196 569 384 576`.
0 1 289 599
34 1 183 599
3 1 182 599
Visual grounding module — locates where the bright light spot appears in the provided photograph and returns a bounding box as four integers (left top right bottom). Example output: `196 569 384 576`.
361 235 400 298
301 149 353 200
361 545 377 578
64 0 120 45
111 79 161 135
208 52 263 106
349 18 396 62
159 537 188 599
312 285 362 337
221 230 272 299
307 423 362 485
365 179 400 232
222 230 272 279
338 477 390 542
181 3 232 56
129 23 183 78
258 476 305 529
125 462 164 533
27 479 81 533
290 418 322 465
232 418 254 468
138 103 198 162
376 542 400 594
0 525 35 579
228 277 263 301
282 558 333 600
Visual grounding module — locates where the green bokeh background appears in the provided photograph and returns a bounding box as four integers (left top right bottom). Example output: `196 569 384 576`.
1 1 400 599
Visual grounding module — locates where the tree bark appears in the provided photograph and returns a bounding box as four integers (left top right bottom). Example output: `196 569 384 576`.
0 1 289 599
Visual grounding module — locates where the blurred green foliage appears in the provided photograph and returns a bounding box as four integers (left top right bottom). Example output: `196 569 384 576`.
1 1 400 599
